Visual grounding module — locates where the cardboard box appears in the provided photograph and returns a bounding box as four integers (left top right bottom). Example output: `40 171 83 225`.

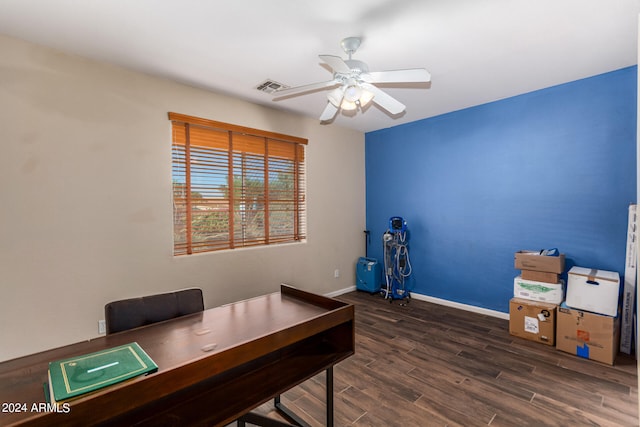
514 251 565 273
521 269 560 284
515 251 564 274
566 267 620 317
509 298 556 345
513 276 564 304
556 304 620 365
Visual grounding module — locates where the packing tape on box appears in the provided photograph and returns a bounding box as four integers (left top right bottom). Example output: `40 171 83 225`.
572 268 618 283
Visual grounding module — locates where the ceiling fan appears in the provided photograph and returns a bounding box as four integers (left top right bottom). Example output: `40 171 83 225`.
273 37 431 122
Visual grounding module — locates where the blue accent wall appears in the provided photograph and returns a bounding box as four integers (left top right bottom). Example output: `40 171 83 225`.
365 67 637 313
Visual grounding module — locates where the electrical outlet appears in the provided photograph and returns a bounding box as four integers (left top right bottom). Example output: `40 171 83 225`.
334 269 340 278
98 319 106 334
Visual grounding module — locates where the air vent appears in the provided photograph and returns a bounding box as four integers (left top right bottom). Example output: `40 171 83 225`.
256 79 288 94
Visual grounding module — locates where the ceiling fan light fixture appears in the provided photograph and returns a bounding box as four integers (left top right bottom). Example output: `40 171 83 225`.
343 84 362 102
340 99 357 111
358 89 374 107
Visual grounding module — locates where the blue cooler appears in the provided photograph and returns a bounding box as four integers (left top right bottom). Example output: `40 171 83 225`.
356 257 381 293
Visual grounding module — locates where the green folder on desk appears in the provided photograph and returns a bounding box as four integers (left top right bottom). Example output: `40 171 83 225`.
47 342 157 403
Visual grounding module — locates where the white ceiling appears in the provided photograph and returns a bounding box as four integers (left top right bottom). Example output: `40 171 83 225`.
0 0 639 133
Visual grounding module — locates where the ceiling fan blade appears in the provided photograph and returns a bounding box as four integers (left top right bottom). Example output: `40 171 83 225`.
362 68 431 84
319 102 339 122
360 83 406 115
273 79 339 100
319 55 352 74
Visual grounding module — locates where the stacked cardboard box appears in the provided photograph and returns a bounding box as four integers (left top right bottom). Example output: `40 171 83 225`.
515 250 565 283
558 267 621 365
513 276 564 305
509 298 557 345
565 267 620 317
556 303 620 365
510 251 565 346
510 251 623 365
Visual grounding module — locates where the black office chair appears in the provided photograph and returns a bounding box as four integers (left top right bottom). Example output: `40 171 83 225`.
104 288 204 334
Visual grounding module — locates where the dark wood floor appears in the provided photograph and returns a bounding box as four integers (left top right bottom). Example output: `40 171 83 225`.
243 291 638 426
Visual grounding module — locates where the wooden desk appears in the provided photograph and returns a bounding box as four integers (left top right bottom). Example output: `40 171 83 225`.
0 285 355 427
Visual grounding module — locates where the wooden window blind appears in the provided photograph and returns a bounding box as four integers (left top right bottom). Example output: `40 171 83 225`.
169 112 307 255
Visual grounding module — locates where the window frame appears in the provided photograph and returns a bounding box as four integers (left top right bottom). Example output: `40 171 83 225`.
169 112 307 256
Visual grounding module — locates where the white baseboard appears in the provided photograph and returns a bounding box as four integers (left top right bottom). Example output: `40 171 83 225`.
409 292 509 320
325 286 509 320
324 286 356 298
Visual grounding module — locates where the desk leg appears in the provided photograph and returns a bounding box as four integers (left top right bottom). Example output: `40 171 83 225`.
326 367 334 427
240 367 334 427
237 412 298 427
274 367 333 427
274 395 309 427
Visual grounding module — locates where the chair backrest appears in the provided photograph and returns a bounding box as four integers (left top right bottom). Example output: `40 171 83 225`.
105 288 204 334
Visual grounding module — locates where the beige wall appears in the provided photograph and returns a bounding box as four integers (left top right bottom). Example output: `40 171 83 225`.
0 34 365 362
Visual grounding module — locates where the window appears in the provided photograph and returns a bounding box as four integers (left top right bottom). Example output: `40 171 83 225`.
169 112 307 255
